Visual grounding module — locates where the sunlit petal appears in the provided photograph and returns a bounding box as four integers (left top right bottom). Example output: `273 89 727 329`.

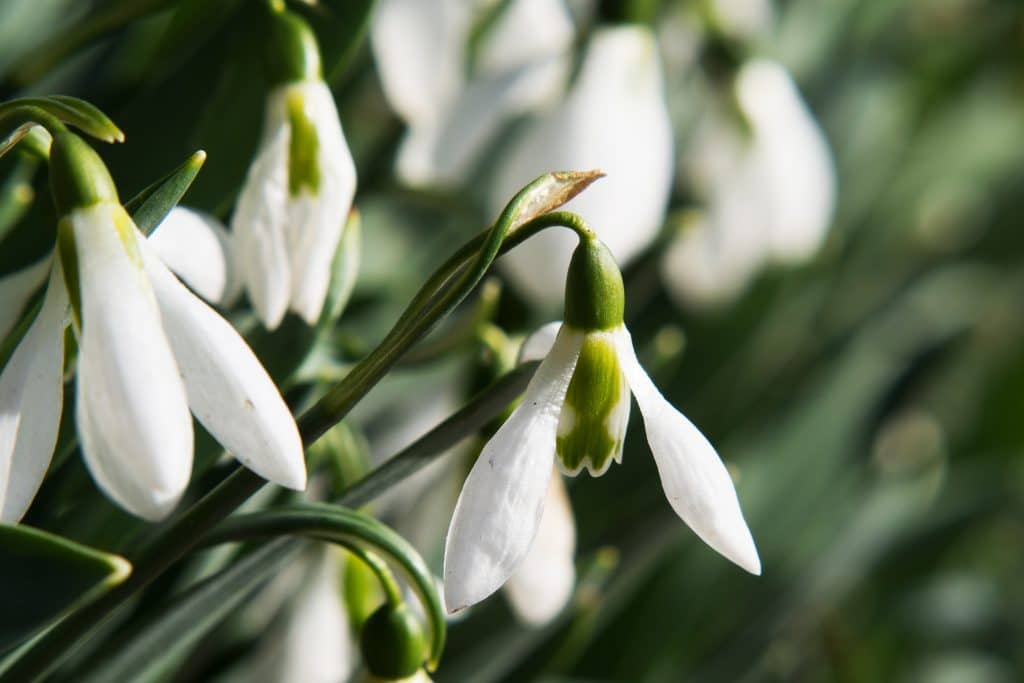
149 206 234 305
73 204 193 521
284 81 357 325
0 265 67 522
444 326 583 612
231 97 292 330
614 328 761 574
138 236 306 490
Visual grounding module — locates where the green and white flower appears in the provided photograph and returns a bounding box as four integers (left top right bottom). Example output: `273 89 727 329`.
443 237 759 613
232 9 357 329
0 133 305 522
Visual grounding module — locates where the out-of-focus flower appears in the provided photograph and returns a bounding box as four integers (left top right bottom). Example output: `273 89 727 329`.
443 237 759 614
232 9 356 329
371 0 574 186
663 58 836 308
491 25 674 306
0 133 305 522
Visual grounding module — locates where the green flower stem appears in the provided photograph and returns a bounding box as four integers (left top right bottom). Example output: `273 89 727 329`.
0 173 589 681
0 106 68 159
202 504 444 668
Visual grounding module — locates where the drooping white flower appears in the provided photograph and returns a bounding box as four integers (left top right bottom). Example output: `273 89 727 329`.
232 12 357 329
663 59 836 309
490 25 674 306
0 133 306 522
371 0 574 187
444 238 758 613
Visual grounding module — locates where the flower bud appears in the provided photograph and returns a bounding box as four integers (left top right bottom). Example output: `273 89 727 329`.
265 9 322 85
49 132 119 217
563 236 624 332
359 603 427 681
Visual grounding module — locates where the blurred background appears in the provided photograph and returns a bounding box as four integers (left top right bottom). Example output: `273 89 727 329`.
2 0 1024 681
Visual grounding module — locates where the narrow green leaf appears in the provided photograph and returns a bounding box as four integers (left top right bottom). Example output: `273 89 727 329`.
0 525 130 653
0 96 124 143
124 150 207 234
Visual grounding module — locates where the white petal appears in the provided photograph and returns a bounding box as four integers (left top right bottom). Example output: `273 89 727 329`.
73 204 193 521
613 328 761 574
0 254 50 342
444 325 583 612
284 82 358 325
0 265 67 522
279 550 354 683
370 0 471 125
138 236 306 490
231 93 292 329
517 320 563 364
504 470 576 625
149 206 234 305
734 59 836 263
492 26 673 306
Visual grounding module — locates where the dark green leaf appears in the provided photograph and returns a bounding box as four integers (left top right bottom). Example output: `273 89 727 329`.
124 150 207 234
0 525 130 653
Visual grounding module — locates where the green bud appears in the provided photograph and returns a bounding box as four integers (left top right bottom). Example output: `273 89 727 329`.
556 332 628 475
266 9 322 85
360 603 427 680
563 236 625 331
49 132 119 216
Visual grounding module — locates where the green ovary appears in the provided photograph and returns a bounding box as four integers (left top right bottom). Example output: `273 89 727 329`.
556 332 626 475
287 89 321 197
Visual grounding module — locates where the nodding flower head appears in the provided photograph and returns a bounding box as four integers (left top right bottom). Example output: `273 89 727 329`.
443 234 759 614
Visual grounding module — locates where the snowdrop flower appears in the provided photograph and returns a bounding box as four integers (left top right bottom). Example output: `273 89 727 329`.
0 132 305 522
371 0 574 187
444 234 759 613
232 8 357 329
490 25 674 306
663 59 836 308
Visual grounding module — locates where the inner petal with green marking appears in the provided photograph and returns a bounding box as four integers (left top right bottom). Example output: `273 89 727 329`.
556 329 630 476
286 87 321 197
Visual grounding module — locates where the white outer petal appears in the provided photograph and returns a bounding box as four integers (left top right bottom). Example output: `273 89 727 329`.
73 204 193 521
231 92 291 330
0 265 66 522
613 328 761 574
444 325 582 612
517 320 563 364
149 206 233 305
492 26 673 306
138 236 306 490
279 550 354 683
735 59 836 263
0 254 50 342
504 470 576 625
285 82 357 325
